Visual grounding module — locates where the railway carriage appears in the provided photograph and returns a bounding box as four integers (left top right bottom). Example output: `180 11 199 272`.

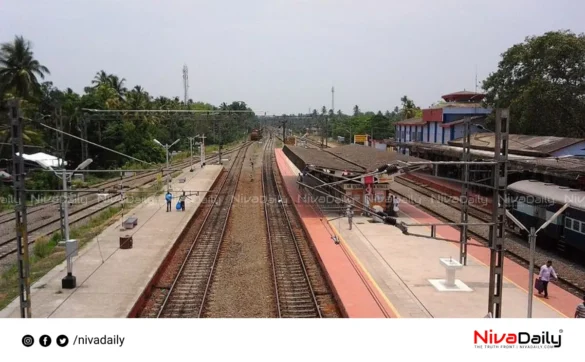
507 180 585 253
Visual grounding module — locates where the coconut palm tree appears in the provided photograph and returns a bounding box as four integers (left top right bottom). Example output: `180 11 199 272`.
92 70 110 87
0 35 50 100
108 75 126 100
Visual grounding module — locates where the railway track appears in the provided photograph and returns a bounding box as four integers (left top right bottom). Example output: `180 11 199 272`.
391 175 585 298
0 143 252 262
156 142 249 318
262 138 322 318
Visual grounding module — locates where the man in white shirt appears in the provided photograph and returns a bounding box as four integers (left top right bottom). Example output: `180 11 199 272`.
538 260 558 299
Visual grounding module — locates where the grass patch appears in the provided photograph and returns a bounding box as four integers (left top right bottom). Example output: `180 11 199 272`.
0 180 164 311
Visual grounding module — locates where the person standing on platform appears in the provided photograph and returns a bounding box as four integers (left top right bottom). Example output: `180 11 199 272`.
575 295 585 318
538 260 558 299
165 191 173 212
179 191 187 212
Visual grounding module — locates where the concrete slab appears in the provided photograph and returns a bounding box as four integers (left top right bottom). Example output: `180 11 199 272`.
0 162 222 318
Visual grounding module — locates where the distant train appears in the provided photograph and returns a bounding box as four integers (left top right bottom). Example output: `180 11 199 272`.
250 128 262 141
506 180 585 253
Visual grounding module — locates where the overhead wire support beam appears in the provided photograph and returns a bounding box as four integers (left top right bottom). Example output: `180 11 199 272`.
488 109 509 318
460 117 471 265
8 99 32 318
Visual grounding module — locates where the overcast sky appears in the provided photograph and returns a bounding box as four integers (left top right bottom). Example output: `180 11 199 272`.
1 0 583 114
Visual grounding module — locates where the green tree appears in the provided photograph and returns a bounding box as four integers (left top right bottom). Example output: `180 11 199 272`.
0 35 50 100
483 30 585 136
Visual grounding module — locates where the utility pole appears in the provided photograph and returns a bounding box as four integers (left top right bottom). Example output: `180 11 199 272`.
197 134 206 165
487 109 509 318
459 117 471 265
187 136 195 171
281 118 288 142
80 114 89 166
8 99 32 318
56 104 66 240
505 203 570 318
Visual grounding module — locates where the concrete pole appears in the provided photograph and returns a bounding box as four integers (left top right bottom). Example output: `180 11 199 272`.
61 167 76 289
527 227 536 318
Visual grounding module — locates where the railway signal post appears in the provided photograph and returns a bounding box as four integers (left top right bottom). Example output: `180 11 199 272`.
8 99 32 318
487 108 510 318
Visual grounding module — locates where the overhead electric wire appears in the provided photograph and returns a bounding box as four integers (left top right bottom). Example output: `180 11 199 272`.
33 121 152 165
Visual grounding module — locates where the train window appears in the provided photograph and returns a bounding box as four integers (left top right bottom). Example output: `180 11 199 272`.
565 217 572 229
581 222 585 234
573 220 580 231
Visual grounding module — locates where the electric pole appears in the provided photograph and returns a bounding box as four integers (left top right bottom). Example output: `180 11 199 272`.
487 109 509 318
56 104 67 240
8 99 32 318
187 136 195 171
460 117 471 265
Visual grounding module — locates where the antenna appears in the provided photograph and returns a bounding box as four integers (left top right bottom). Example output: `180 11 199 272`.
183 65 189 106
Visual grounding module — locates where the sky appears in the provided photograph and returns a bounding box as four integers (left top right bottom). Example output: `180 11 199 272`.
1 0 583 115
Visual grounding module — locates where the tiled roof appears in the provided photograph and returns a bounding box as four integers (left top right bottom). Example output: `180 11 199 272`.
325 144 426 171
395 117 425 125
449 133 585 156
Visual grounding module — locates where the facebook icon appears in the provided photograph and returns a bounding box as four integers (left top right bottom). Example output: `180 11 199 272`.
39 335 52 347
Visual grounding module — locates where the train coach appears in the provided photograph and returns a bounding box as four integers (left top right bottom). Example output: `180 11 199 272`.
507 180 585 253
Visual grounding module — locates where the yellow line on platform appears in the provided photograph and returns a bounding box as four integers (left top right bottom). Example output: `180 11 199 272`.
329 222 402 318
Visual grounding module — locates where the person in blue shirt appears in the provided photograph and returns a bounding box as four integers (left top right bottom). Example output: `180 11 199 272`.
165 191 173 212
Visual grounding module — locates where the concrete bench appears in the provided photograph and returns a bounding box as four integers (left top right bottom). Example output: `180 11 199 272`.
123 216 138 229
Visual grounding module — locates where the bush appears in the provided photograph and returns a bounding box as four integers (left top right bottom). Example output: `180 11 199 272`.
33 237 55 259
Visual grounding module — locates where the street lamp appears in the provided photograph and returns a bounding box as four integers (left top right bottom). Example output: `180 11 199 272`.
505 202 570 318
45 158 93 289
153 138 180 169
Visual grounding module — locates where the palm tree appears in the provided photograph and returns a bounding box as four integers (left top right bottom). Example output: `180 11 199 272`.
108 75 126 99
0 35 50 100
92 70 110 87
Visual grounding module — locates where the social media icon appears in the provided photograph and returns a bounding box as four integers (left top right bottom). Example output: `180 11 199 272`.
56 335 69 347
22 335 34 347
39 335 52 347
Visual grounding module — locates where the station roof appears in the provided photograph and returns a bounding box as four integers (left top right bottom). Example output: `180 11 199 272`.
284 144 427 174
284 145 364 173
508 180 585 211
449 133 585 157
326 144 426 171
394 141 585 180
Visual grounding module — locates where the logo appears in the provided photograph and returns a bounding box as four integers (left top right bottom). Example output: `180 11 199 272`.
56 335 69 347
474 329 562 349
22 335 34 347
39 335 52 347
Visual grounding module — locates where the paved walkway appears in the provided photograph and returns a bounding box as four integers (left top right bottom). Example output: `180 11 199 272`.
0 163 222 318
276 149 396 318
331 212 567 318
397 200 579 317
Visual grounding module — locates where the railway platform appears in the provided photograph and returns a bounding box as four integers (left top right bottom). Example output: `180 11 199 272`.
0 163 222 318
275 148 397 318
327 200 580 318
279 147 580 318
